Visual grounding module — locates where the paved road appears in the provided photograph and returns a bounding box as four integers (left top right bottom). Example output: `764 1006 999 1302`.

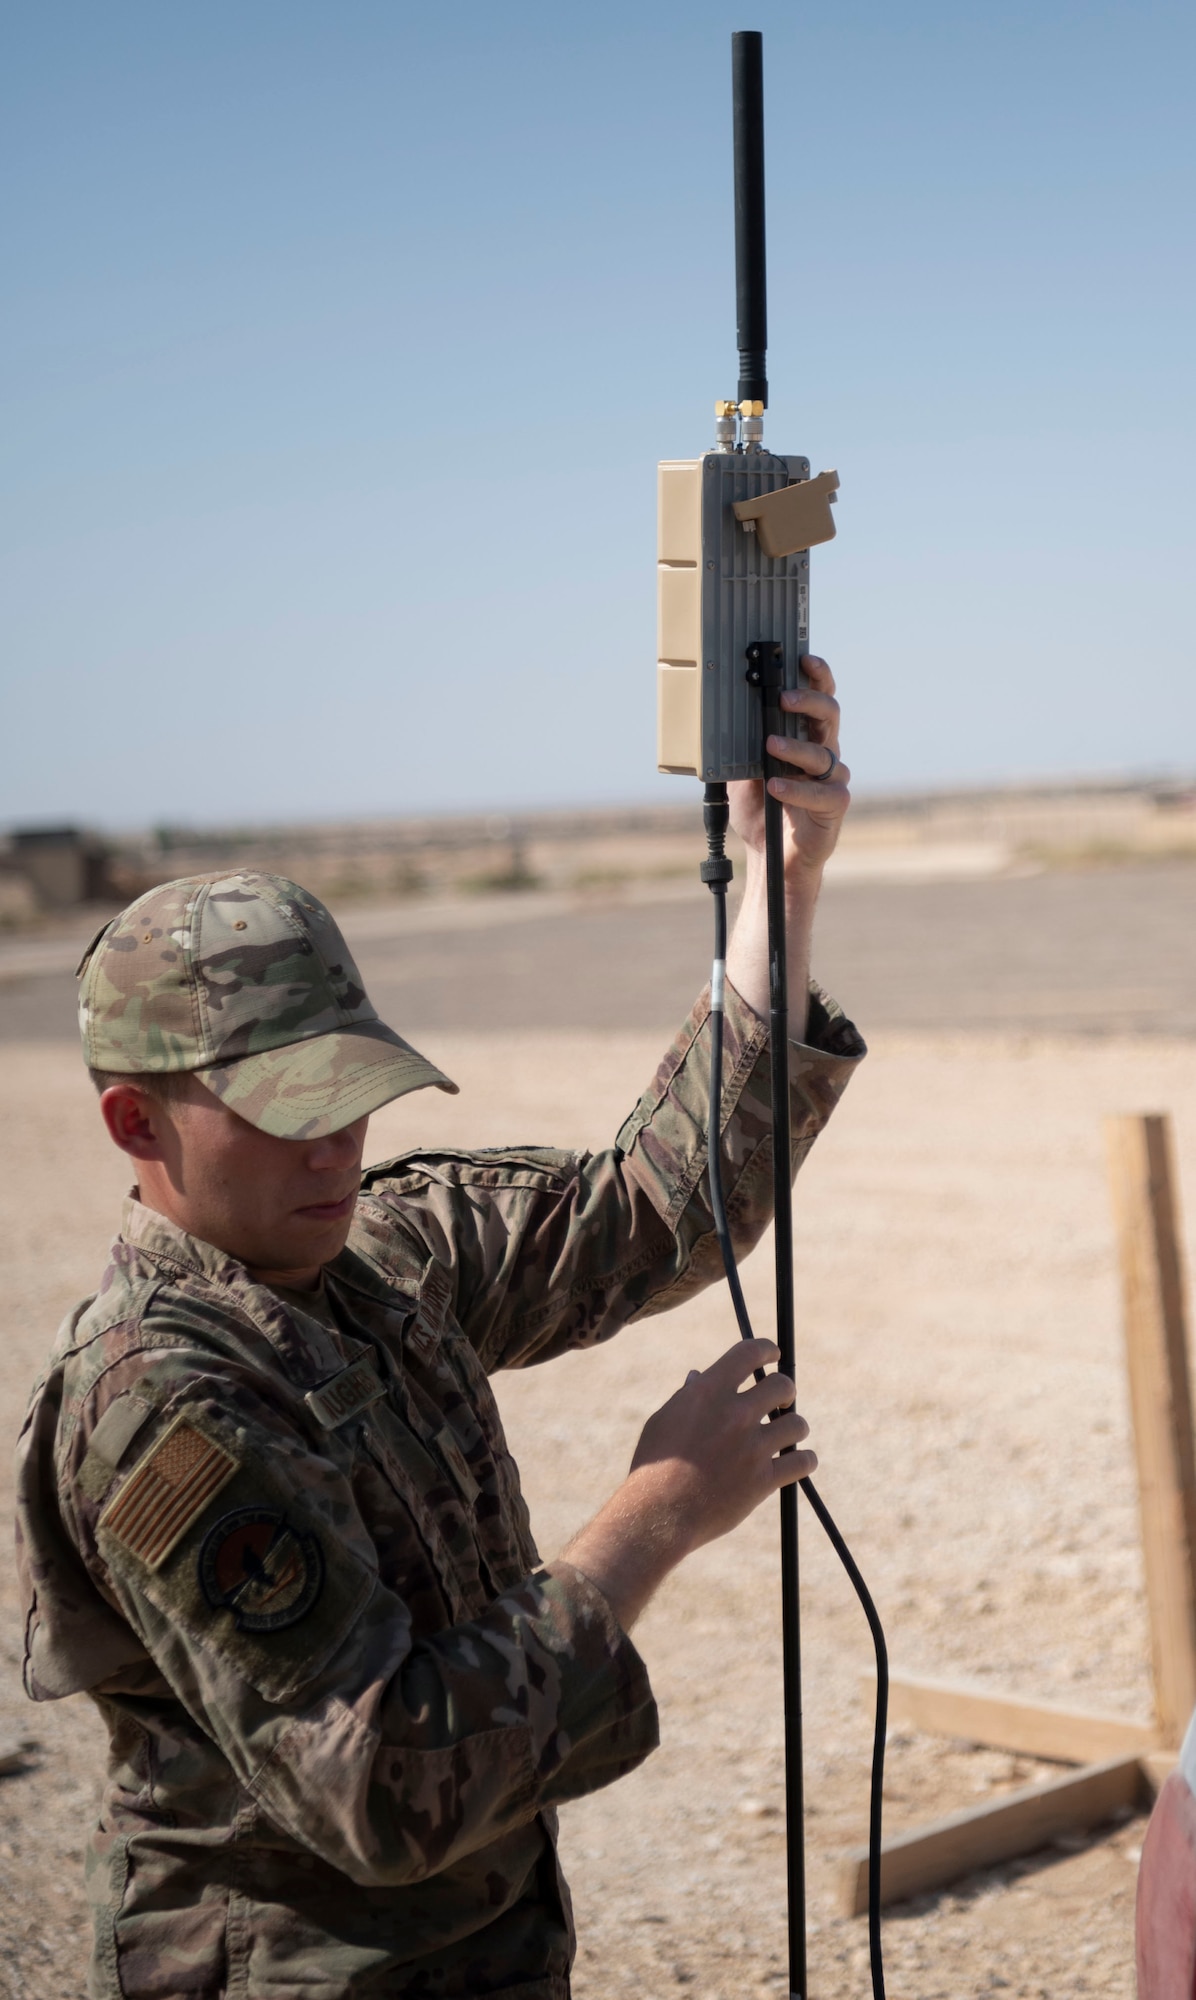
2 860 1193 1041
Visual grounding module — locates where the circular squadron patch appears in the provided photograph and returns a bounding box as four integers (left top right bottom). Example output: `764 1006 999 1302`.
199 1506 323 1632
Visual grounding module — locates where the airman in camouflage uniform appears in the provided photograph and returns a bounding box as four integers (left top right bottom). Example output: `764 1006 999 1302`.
16 680 862 1999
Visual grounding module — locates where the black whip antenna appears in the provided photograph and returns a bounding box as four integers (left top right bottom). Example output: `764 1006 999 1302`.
733 29 768 408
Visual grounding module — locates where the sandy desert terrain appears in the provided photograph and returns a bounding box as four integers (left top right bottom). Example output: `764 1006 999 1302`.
1 858 1195 1998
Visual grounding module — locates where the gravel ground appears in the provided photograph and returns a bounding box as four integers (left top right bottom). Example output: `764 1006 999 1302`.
2 854 1195 1995
2 1019 1195 1998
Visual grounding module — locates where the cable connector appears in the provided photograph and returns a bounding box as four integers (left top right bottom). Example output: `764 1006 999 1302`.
700 781 734 890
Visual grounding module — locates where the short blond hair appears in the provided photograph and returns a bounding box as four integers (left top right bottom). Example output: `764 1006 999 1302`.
88 1068 196 1104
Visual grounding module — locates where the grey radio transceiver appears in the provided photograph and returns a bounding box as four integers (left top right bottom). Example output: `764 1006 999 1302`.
656 412 838 782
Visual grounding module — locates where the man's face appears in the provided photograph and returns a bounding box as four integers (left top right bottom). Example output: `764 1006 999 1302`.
100 1076 370 1286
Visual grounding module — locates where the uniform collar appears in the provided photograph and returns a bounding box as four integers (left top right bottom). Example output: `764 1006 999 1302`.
120 1193 254 1290
118 1193 350 1385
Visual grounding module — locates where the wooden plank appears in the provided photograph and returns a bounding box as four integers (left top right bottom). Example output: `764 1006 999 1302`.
1106 1113 1196 1747
864 1669 1160 1763
839 1754 1148 1915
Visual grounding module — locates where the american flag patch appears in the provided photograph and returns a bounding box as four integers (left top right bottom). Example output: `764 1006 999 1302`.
99 1415 238 1571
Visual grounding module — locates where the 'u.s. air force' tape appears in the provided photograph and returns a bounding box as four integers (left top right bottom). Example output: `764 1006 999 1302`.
305 1354 387 1431
407 1258 453 1360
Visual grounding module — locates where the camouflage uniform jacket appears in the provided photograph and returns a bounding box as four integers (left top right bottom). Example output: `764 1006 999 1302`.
15 984 863 2000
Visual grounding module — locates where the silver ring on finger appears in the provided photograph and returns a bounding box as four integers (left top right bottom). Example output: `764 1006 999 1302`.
813 743 837 781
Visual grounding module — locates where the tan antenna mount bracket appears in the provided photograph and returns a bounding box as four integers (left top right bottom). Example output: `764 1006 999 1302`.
732 469 840 558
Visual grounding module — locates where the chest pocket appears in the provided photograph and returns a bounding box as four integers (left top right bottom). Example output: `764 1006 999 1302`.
424 1315 541 1588
325 1271 541 1624
355 1398 483 1624
371 1355 539 1621
296 1338 479 1627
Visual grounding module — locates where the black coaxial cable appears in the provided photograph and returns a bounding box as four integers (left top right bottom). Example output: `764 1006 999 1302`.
701 777 889 2000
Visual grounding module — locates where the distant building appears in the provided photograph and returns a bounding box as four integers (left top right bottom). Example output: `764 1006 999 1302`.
5 827 112 909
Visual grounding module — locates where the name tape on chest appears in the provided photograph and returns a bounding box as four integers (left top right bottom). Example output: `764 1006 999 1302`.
304 1352 387 1431
99 1414 238 1571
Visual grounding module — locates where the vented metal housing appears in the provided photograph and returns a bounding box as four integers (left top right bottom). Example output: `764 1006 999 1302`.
657 449 813 781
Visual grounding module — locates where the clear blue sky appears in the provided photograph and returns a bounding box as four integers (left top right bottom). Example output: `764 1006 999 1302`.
3 0 1193 829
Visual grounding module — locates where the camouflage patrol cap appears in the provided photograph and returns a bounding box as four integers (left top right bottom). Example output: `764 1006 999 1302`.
78 871 457 1139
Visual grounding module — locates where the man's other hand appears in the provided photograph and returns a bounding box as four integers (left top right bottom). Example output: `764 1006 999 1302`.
561 1340 815 1632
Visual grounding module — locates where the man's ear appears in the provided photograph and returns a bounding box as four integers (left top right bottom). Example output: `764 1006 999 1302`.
99 1085 172 1161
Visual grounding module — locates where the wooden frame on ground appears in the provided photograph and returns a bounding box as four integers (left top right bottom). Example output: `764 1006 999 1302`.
840 1112 1195 1915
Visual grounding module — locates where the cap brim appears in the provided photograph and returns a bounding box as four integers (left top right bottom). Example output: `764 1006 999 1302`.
195 1020 458 1139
